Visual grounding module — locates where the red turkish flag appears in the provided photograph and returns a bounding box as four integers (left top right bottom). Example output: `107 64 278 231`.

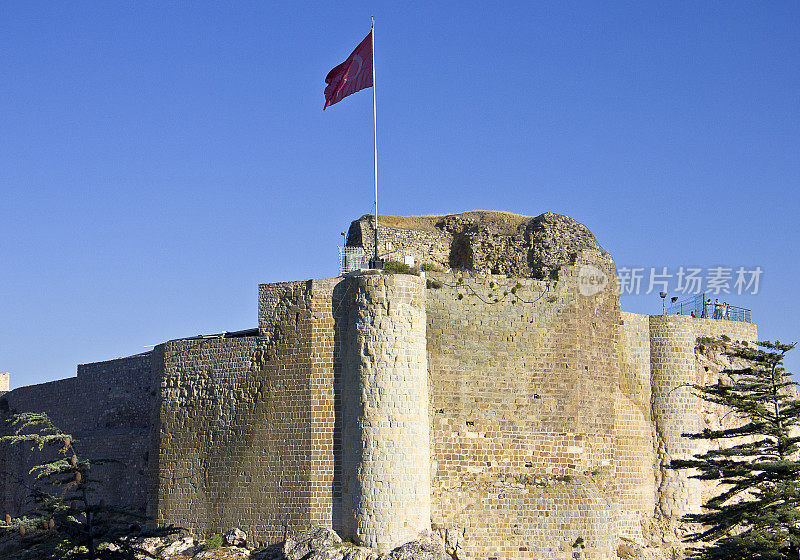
324 31 373 110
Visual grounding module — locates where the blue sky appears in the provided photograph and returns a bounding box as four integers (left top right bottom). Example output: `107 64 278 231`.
1 1 798 388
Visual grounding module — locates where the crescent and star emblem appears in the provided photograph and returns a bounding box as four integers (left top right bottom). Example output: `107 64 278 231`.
346 55 363 81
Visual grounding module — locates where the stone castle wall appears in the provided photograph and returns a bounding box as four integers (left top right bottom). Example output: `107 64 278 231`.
616 313 656 544
649 316 758 525
649 315 703 533
148 279 342 544
0 272 761 559
616 313 759 554
150 275 429 551
426 266 620 560
0 354 154 516
0 210 766 560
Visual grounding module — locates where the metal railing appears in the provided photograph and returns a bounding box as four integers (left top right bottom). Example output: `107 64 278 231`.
338 246 366 274
670 293 751 323
339 244 419 275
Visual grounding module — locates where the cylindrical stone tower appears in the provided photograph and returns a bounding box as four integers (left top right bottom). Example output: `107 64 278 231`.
341 273 431 552
649 315 701 522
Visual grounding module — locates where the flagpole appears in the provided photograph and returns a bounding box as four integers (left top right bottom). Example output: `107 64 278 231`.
371 17 379 266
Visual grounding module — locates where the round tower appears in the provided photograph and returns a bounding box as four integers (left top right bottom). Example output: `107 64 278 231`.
649 315 702 522
341 273 431 551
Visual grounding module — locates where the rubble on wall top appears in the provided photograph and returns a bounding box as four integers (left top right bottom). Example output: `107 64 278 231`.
348 210 610 279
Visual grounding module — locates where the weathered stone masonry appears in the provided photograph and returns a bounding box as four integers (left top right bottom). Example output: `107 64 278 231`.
423 258 629 560
0 210 759 559
0 354 154 516
340 275 430 550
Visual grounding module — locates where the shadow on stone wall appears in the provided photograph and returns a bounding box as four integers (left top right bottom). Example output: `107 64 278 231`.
331 280 349 536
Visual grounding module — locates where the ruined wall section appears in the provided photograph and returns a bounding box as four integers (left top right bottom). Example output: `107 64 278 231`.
347 217 452 267
340 275 430 552
149 279 340 544
347 211 607 280
426 259 620 560
0 354 154 516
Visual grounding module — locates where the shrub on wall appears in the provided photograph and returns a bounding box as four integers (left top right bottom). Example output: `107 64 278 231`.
383 260 412 274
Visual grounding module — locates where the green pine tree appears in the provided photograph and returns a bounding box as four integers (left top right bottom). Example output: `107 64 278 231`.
671 339 800 560
0 412 179 559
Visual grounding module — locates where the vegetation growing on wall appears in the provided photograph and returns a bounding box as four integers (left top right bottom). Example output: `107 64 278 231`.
382 260 411 274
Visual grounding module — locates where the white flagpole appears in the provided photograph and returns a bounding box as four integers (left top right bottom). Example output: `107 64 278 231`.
371 17 379 265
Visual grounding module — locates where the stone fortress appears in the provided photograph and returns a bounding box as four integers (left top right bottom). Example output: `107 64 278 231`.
0 211 758 559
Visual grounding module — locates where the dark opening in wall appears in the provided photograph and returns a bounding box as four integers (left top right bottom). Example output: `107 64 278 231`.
449 233 473 270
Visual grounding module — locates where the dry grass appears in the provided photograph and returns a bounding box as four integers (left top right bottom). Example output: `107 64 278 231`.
363 210 534 233
184 548 251 559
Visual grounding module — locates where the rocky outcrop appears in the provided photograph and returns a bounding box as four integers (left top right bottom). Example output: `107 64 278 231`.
159 536 205 557
283 527 346 560
282 527 445 560
225 528 248 548
346 210 611 279
0 526 446 560
0 520 673 560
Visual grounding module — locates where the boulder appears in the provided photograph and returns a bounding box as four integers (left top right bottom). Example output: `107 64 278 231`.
250 544 285 560
159 536 203 558
283 527 342 560
308 543 380 560
130 536 165 555
336 544 380 560
224 527 247 547
281 527 445 560
383 534 446 560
